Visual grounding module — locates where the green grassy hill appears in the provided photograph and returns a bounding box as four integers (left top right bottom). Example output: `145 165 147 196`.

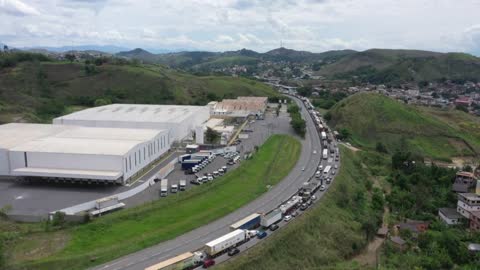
0 59 278 123
319 49 480 83
218 147 383 270
328 92 480 161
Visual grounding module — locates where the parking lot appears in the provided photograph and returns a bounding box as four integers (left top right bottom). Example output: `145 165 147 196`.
124 105 294 207
0 104 294 221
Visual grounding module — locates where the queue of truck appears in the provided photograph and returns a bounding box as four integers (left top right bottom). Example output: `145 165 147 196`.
144 95 339 270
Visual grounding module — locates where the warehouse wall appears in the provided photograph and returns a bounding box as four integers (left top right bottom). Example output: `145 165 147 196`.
0 148 10 176
122 131 169 181
9 151 122 172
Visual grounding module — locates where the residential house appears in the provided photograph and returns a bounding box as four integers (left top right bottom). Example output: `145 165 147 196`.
397 219 430 235
438 207 464 225
457 193 480 219
452 171 477 193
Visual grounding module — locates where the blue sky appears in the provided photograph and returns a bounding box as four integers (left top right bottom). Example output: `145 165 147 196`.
1 0 480 54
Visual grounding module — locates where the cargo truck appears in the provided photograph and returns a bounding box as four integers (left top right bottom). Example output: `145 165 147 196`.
280 195 302 214
260 209 282 228
144 251 206 270
179 180 186 191
204 229 257 256
322 149 328 160
181 159 203 170
323 165 332 175
160 179 168 197
171 184 178 193
321 131 327 140
230 213 261 231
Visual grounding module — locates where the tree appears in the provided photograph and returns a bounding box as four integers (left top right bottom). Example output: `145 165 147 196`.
456 105 469 113
376 142 388 153
51 211 66 228
338 128 350 140
0 204 12 219
463 165 473 172
205 127 220 144
297 86 313 97
65 53 75 63
94 58 104 66
84 64 97 75
94 98 112 107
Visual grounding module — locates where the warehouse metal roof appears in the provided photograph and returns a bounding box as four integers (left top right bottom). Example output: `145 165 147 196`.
11 137 144 155
53 104 209 124
0 123 165 156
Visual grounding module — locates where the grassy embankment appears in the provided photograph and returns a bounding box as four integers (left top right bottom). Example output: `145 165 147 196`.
327 92 480 162
2 134 300 270
218 146 385 270
219 92 480 270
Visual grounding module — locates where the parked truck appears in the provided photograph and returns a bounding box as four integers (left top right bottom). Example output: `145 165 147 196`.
260 209 282 228
144 251 206 270
230 213 261 231
160 179 168 197
204 229 257 256
179 180 186 191
171 184 178 193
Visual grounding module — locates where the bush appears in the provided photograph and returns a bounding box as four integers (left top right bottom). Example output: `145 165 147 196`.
376 142 388 153
287 103 306 137
52 212 66 228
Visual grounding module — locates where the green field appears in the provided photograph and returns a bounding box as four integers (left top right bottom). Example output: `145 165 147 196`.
0 60 278 123
218 147 383 270
328 92 479 161
4 134 300 270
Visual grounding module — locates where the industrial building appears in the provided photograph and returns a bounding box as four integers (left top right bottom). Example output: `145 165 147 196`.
209 96 268 118
53 104 210 143
0 123 168 184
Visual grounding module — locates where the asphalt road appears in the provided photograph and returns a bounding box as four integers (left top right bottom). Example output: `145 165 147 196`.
92 96 327 270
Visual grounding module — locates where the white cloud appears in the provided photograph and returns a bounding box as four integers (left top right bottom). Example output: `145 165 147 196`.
0 0 479 55
0 0 40 16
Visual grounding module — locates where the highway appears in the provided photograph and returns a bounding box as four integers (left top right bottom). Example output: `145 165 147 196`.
92 96 328 270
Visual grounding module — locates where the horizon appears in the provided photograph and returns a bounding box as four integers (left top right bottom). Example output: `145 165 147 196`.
5 44 480 57
1 1 479 56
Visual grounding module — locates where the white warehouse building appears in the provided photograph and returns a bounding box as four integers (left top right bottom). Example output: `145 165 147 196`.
53 104 210 143
0 123 169 184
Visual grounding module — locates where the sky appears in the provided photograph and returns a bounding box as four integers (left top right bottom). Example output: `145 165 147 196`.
1 0 480 54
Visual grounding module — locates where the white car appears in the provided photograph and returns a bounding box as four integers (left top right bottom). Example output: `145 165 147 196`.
301 167 305 171
284 215 292 222
318 165 323 170
313 150 317 154
320 185 326 191
207 176 213 181
334 164 338 169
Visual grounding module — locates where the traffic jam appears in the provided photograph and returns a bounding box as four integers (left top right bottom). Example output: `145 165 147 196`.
145 96 340 270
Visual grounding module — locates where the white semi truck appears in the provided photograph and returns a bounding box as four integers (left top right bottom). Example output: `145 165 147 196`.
322 149 328 160
160 179 168 197
204 229 257 256
321 131 327 140
144 251 206 270
260 209 282 228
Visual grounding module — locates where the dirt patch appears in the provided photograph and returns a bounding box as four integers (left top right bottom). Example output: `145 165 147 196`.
341 142 361 152
451 157 479 169
7 230 70 263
